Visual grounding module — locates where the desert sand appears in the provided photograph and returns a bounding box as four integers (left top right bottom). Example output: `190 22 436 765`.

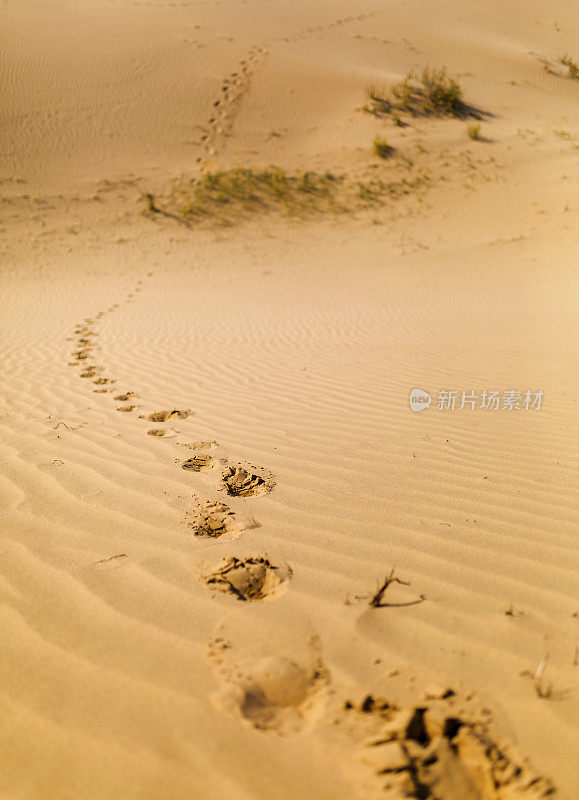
1 1 578 799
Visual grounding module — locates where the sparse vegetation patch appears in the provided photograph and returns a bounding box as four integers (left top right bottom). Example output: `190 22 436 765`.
161 163 432 225
560 53 578 79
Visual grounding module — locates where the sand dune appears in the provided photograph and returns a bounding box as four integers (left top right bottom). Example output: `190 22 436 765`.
1 0 578 798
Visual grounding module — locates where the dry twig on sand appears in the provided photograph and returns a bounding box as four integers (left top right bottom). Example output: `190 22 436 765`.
368 568 426 608
533 654 552 698
521 654 552 698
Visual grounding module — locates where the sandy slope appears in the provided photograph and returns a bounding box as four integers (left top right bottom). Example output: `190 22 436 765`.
1 1 578 799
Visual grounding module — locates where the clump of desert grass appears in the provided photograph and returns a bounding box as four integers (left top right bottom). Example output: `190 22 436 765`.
364 84 391 116
364 65 466 123
161 163 431 225
373 136 394 159
467 123 482 140
560 53 578 79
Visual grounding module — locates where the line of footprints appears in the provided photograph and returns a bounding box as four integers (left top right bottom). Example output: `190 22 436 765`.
68 273 283 602
195 45 266 163
68 282 558 798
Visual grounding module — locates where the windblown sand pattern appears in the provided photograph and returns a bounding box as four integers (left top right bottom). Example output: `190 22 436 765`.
1 1 577 799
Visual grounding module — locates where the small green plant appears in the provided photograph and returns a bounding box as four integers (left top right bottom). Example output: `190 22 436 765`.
560 53 578 79
467 123 482 140
373 136 394 159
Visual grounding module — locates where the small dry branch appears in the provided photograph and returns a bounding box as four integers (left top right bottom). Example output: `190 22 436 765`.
369 568 425 608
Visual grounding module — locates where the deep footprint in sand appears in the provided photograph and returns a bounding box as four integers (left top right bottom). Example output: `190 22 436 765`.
347 695 556 800
204 557 290 601
116 404 135 413
94 377 115 386
182 500 258 539
181 454 217 472
208 634 329 733
221 465 274 497
147 428 176 438
114 392 135 402
142 409 193 422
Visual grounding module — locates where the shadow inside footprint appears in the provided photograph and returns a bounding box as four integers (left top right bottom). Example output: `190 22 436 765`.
205 557 290 601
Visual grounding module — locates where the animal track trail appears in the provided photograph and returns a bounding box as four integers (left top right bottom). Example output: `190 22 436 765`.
195 46 267 162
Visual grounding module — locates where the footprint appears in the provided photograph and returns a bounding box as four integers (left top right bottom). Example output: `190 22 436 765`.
93 377 115 385
182 500 258 539
181 454 216 472
177 440 218 451
116 405 135 413
114 392 135 402
141 409 192 422
147 428 176 437
208 634 329 733
80 368 98 378
221 465 274 497
204 557 290 602
348 695 556 800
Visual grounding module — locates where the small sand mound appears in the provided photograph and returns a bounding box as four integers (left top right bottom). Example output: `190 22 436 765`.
205 557 290 601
